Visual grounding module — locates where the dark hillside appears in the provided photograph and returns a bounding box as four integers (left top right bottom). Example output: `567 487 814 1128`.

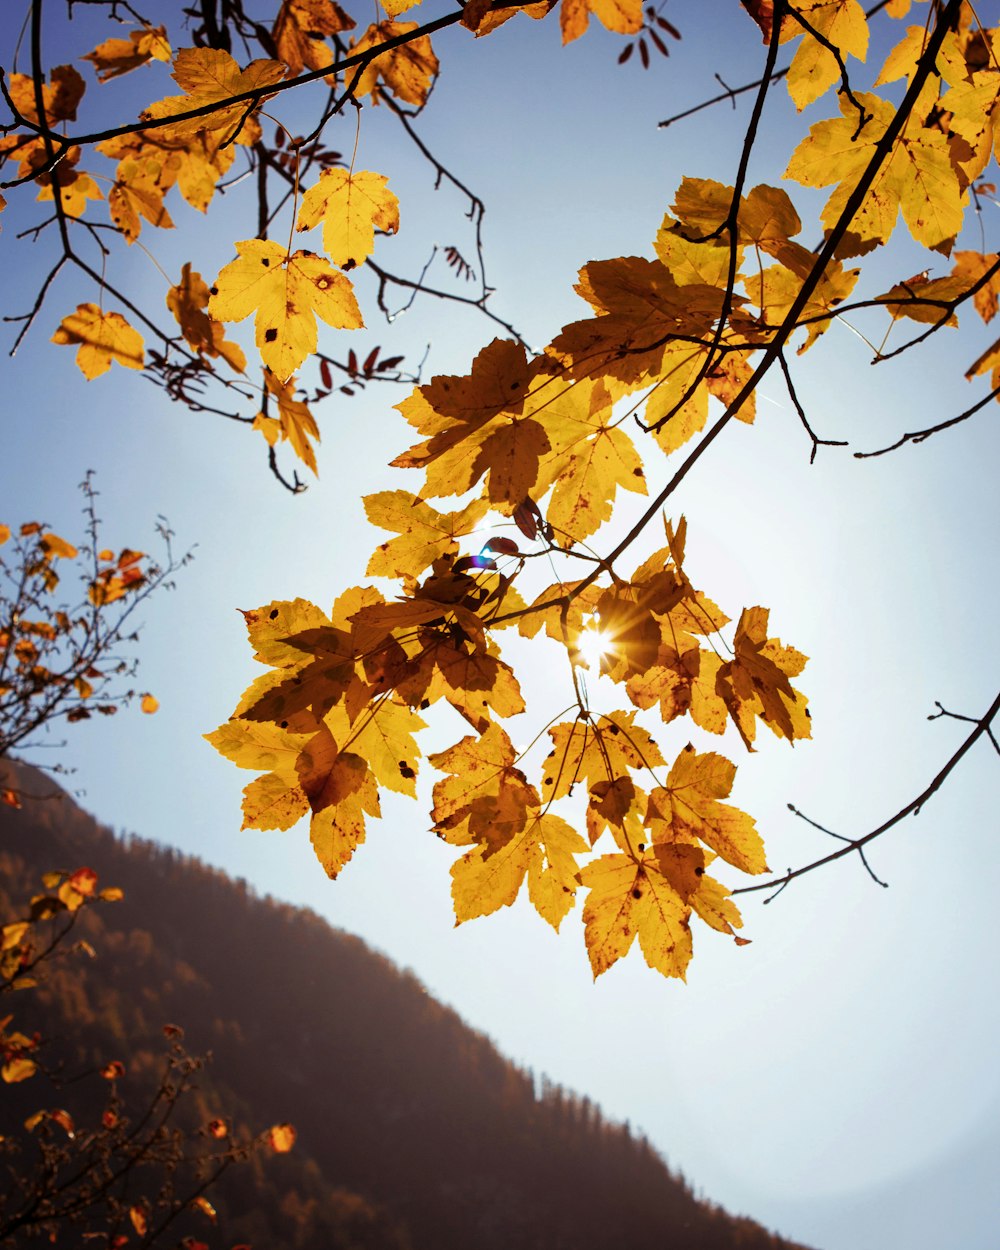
0 761 814 1250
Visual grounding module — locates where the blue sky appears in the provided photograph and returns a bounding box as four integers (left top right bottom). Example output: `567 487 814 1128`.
2 2 999 1247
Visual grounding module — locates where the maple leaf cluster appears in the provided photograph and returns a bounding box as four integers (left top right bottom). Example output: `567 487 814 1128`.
209 502 810 980
4 0 1000 979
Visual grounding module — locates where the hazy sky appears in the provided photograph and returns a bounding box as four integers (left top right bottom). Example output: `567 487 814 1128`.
3 3 999 1248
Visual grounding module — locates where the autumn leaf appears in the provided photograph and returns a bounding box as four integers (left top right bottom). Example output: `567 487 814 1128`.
143 48 285 137
167 264 245 370
952 251 1000 324
580 849 693 980
877 271 964 325
325 698 426 797
560 0 642 46
542 711 665 801
261 370 320 471
785 88 966 253
541 384 647 545
241 772 310 831
51 304 144 379
716 607 811 748
108 162 174 243
273 0 354 77
7 66 85 126
646 745 767 874
39 533 77 559
208 240 363 380
939 51 1000 186
98 129 240 215
140 693 159 713
758 244 860 350
782 0 869 112
82 25 172 81
2 1054 37 1083
352 22 439 107
189 1196 217 1223
269 1123 297 1152
364 491 489 579
297 169 400 270
450 811 588 929
308 767 381 877
35 158 104 220
430 723 537 840
466 0 555 35
549 255 728 386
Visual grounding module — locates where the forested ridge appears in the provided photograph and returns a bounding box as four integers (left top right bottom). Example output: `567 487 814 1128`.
0 761 813 1250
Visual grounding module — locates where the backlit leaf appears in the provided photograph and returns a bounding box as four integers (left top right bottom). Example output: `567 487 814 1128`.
143 48 285 137
51 304 144 379
208 240 363 381
352 22 439 107
82 26 172 81
297 169 400 269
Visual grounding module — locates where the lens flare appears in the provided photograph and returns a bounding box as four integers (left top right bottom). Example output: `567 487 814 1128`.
575 626 612 671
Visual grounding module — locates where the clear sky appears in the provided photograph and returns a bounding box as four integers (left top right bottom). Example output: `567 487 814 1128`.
2 2 999 1248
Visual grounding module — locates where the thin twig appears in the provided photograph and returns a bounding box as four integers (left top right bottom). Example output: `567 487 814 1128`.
734 688 1000 898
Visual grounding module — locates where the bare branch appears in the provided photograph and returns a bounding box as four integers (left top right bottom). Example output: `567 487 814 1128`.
734 688 1000 899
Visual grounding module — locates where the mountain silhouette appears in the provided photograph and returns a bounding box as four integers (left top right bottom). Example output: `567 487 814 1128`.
0 761 814 1250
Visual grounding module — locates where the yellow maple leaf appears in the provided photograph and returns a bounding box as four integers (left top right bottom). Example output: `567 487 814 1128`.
785 87 966 253
261 370 320 471
241 772 310 831
205 717 308 777
364 491 489 578
782 0 869 111
717 606 811 748
51 304 144 379
542 711 665 801
351 22 439 107
391 338 538 497
560 0 642 45
36 161 104 220
877 271 964 325
166 263 246 370
326 698 426 797
296 724 369 813
549 256 728 387
944 63 1000 187
450 811 587 929
430 723 537 840
952 251 1000 324
97 129 239 215
467 0 555 35
208 240 363 381
542 396 646 545
580 850 692 980
142 47 285 138
297 169 400 270
308 766 381 877
108 162 173 242
758 243 860 351
82 25 172 81
646 745 767 875
273 0 354 77
7 66 85 126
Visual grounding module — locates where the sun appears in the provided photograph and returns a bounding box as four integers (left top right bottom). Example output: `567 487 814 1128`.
575 626 613 671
